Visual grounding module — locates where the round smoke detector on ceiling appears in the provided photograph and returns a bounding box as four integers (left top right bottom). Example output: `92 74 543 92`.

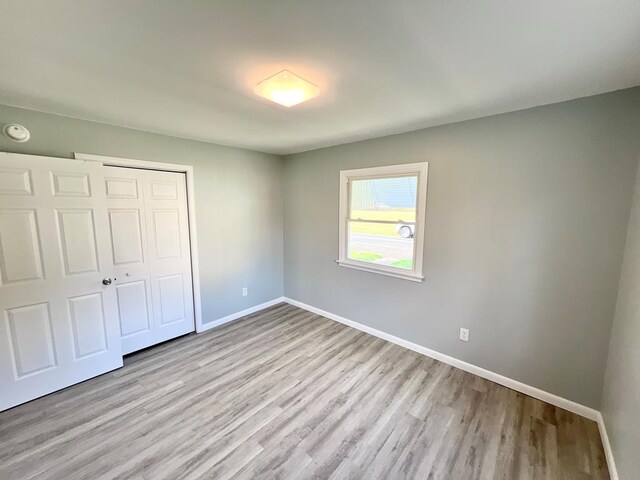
3 124 30 143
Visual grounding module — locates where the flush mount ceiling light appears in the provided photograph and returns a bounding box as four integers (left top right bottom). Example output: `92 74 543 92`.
254 70 319 107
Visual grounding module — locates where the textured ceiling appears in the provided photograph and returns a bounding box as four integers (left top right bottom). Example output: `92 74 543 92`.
1 1 639 154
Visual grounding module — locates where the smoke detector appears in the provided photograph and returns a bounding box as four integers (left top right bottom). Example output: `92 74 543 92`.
3 124 30 143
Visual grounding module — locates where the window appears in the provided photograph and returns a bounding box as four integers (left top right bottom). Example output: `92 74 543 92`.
338 162 428 281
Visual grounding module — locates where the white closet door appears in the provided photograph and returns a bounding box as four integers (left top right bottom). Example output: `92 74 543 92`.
0 153 122 411
104 167 155 354
144 170 195 344
105 167 194 353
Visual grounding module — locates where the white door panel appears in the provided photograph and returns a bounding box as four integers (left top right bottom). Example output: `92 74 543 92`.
0 167 33 195
116 280 152 337
143 170 194 345
105 176 138 198
56 209 100 275
109 209 145 265
152 209 182 259
0 209 44 285
0 153 122 411
5 302 57 378
104 168 153 354
149 181 178 199
68 292 109 358
157 274 186 325
51 171 91 197
104 167 194 353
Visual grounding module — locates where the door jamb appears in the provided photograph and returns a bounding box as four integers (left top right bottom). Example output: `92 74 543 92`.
74 152 204 333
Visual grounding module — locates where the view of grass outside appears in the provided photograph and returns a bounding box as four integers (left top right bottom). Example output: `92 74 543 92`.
347 176 417 271
348 250 413 269
348 208 415 270
349 251 383 262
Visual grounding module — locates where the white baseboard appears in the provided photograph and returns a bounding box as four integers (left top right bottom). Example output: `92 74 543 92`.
197 297 285 333
283 297 600 422
596 413 619 480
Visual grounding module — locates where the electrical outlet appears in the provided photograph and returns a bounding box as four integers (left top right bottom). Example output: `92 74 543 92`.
459 328 469 342
242 287 248 297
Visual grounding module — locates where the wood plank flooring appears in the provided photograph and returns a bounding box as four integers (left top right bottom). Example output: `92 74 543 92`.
0 303 609 479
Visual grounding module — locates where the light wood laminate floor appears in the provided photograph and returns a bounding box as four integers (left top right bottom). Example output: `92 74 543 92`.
0 303 609 479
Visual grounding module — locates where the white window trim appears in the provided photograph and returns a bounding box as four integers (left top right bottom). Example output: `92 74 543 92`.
337 162 428 282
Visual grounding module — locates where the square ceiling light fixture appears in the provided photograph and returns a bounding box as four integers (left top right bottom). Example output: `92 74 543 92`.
254 70 320 107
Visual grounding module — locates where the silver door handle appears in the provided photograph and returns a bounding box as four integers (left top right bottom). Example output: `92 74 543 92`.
102 277 113 286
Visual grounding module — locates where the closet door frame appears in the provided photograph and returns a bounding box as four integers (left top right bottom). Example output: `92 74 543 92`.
74 153 204 333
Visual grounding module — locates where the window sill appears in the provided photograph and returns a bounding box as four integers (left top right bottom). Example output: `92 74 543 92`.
336 260 424 282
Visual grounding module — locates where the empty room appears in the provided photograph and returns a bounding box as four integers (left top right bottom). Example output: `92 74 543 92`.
0 1 639 479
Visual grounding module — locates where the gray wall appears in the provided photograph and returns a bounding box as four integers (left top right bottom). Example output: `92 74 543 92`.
601 159 640 480
283 87 640 408
0 104 284 324
3 89 639 411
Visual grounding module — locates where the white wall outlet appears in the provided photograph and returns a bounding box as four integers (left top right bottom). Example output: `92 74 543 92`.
459 328 470 342
242 287 248 297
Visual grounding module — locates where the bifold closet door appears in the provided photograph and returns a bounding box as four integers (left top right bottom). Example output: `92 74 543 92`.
105 167 194 354
0 153 122 411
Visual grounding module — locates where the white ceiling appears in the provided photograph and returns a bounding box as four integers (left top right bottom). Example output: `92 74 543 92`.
1 1 639 155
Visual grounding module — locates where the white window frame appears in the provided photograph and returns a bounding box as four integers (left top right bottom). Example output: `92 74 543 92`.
337 162 428 282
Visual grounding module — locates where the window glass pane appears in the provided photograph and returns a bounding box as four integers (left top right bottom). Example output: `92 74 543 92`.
349 175 417 223
348 221 414 270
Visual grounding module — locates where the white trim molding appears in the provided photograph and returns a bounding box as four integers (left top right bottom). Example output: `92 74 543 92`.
74 152 204 333
596 413 619 480
283 297 600 421
198 297 285 333
338 162 428 282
